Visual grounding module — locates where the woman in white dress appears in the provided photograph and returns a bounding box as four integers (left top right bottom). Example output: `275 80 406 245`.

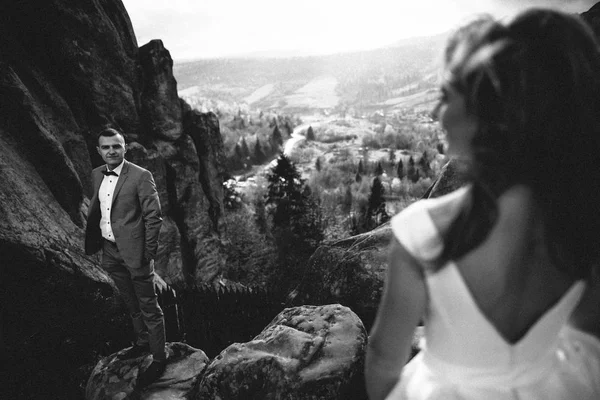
365 8 600 400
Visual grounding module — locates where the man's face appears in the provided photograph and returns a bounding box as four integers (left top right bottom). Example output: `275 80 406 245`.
97 134 126 169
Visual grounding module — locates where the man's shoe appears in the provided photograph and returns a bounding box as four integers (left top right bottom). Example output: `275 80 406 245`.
116 344 150 360
136 360 167 389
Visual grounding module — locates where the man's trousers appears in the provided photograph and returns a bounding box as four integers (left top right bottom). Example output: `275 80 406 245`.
101 239 166 362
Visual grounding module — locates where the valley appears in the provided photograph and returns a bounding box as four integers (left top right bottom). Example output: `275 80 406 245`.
174 36 450 243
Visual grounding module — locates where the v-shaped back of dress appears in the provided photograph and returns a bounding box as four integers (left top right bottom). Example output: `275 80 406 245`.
426 261 584 374
390 189 587 389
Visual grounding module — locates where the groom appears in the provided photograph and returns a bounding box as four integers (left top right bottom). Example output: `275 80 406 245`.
85 127 166 388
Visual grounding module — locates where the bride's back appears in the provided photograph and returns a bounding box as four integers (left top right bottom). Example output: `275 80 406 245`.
428 184 576 344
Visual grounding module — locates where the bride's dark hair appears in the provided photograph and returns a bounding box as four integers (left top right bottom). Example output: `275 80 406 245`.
440 9 600 280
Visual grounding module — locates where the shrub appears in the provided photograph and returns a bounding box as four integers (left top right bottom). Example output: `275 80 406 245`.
409 177 433 198
308 167 352 190
361 130 419 150
317 129 358 143
223 179 244 210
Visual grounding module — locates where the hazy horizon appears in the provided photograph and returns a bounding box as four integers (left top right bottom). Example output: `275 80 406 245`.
123 0 598 62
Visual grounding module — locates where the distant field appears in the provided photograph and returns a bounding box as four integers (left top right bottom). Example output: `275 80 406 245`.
278 76 339 111
243 84 275 104
382 88 439 113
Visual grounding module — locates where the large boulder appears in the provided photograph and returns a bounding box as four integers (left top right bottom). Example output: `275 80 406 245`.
86 342 209 400
196 304 368 400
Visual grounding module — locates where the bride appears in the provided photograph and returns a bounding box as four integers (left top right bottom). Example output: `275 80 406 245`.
366 8 600 400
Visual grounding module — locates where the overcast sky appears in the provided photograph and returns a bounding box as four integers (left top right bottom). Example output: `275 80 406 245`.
122 0 598 61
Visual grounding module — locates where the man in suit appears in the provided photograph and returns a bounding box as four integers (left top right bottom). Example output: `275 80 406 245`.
85 127 166 388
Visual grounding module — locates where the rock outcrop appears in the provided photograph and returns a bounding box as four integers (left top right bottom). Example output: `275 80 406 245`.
86 342 209 400
582 2 600 38
196 304 368 400
139 40 183 141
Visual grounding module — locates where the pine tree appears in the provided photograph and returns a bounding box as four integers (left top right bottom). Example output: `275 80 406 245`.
254 138 266 164
233 143 245 170
358 160 364 175
397 159 404 179
266 154 324 287
295 185 324 250
272 125 283 148
241 137 250 158
234 143 243 160
419 151 431 177
284 120 293 136
306 125 316 141
266 153 304 228
315 157 322 172
367 176 389 228
375 161 384 176
408 155 419 183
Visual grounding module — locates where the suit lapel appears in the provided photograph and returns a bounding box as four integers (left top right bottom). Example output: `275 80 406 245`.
90 168 103 205
112 160 129 205
93 169 103 195
87 169 103 225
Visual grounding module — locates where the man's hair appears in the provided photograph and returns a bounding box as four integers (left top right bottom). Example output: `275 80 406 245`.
97 128 125 144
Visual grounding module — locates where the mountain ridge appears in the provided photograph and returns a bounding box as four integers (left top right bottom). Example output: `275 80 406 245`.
174 33 447 116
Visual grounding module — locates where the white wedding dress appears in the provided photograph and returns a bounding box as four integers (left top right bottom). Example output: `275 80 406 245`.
386 188 600 400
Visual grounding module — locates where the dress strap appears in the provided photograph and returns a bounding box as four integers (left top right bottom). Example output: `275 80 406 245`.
390 199 444 262
391 186 470 262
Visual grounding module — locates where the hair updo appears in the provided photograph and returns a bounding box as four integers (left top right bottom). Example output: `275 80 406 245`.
440 9 600 279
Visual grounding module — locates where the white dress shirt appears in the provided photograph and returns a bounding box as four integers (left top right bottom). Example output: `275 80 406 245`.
99 161 124 242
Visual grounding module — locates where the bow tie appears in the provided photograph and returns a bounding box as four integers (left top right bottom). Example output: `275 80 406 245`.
102 170 118 177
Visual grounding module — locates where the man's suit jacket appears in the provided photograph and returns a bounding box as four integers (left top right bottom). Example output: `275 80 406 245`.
85 160 162 269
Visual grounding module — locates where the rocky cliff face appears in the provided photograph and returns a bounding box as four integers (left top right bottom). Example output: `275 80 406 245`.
0 0 226 287
0 0 225 397
582 2 600 37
